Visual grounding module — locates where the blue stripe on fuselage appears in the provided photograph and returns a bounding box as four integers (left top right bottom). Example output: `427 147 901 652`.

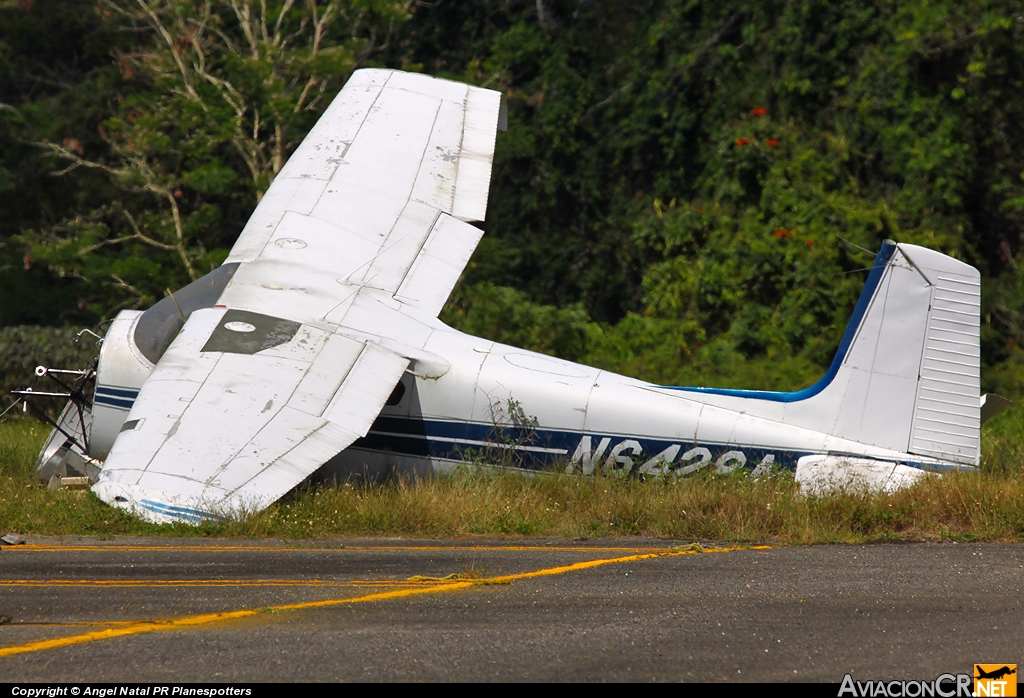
95 385 139 411
94 395 135 410
96 386 140 398
354 415 808 473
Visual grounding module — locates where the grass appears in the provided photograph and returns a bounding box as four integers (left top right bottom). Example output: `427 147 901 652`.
1 403 1023 543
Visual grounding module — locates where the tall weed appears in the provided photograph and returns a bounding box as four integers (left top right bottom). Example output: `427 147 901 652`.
0 406 1021 542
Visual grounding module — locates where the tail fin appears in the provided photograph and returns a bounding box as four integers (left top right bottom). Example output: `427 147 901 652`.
669 241 981 464
792 241 981 463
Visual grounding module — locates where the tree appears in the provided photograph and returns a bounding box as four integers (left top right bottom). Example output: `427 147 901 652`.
23 0 409 315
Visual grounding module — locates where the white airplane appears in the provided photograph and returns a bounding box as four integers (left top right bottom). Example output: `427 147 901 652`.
28 69 996 523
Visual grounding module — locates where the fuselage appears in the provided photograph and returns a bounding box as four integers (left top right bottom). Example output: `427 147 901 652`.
321 321 955 482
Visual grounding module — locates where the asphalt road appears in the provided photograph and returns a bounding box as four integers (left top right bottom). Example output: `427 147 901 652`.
0 538 1021 682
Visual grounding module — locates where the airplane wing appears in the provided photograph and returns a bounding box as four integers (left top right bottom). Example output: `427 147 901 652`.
222 68 503 318
93 70 504 522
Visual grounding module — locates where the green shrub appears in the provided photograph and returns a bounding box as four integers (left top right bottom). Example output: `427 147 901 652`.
0 326 100 418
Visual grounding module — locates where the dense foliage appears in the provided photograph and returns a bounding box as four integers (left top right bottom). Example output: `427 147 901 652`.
2 0 1023 397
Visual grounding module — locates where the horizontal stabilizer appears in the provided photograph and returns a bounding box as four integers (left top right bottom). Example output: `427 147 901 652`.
981 394 1011 424
795 455 930 495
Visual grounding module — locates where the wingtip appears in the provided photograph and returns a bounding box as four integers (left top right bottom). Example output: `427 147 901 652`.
92 481 225 526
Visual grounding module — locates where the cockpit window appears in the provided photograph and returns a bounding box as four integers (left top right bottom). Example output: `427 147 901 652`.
133 263 240 364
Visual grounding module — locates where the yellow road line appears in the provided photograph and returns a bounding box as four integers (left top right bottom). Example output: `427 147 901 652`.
0 583 476 657
351 545 669 553
0 579 431 588
8 545 320 553
7 544 675 554
13 621 146 627
489 545 772 583
0 544 768 658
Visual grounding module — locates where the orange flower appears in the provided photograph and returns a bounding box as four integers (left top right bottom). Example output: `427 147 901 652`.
63 138 84 155
806 239 814 247
735 138 750 146
766 138 779 147
773 229 788 238
752 107 766 116
697 207 704 213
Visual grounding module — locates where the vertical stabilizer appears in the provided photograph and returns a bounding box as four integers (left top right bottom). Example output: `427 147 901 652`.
666 241 981 465
802 242 980 463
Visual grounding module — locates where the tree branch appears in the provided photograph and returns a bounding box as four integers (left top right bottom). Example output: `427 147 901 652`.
133 0 201 100
120 209 178 251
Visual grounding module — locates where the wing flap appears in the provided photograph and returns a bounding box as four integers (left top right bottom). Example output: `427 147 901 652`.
322 343 410 430
289 332 366 416
205 407 333 500
223 419 356 512
351 200 442 290
393 213 485 315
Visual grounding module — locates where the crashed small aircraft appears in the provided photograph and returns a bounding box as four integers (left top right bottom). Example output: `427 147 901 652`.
25 70 1001 523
